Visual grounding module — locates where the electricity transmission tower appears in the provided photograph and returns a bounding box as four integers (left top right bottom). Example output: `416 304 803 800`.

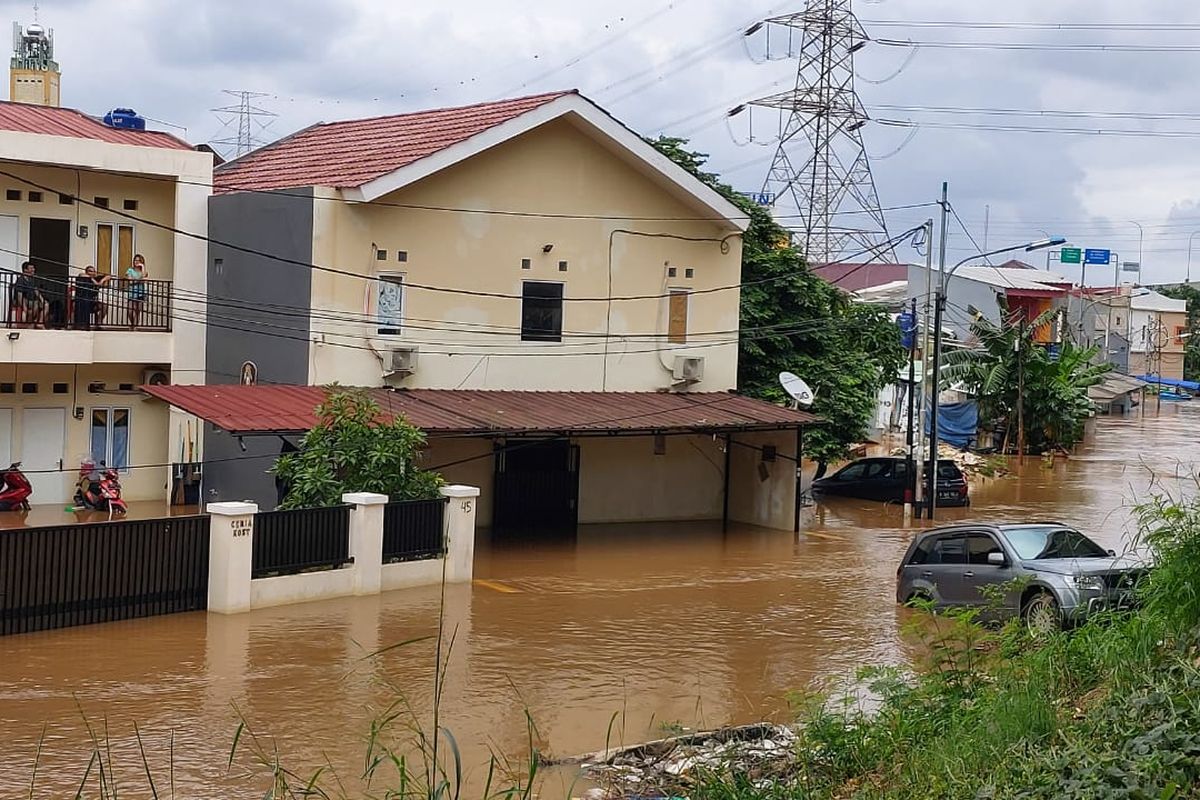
750 1 895 265
210 90 277 158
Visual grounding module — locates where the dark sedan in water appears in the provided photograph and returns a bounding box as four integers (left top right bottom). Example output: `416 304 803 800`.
812 456 970 507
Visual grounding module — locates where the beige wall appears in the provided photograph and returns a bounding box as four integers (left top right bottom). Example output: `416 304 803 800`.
727 430 798 531
308 117 743 392
0 363 170 504
0 160 179 281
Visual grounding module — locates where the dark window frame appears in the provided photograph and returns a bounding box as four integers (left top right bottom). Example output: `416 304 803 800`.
521 281 564 343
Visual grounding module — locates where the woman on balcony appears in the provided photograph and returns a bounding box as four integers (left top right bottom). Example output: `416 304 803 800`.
73 265 110 331
126 254 147 330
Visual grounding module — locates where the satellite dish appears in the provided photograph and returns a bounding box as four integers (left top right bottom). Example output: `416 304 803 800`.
779 372 815 407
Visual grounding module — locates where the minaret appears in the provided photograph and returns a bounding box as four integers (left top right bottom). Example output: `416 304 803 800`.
10 5 59 107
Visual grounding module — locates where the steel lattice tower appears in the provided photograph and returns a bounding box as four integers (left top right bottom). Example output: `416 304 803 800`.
751 1 894 265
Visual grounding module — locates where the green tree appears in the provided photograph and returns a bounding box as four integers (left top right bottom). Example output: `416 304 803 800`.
650 136 906 468
941 308 1111 452
272 388 443 509
1158 283 1200 380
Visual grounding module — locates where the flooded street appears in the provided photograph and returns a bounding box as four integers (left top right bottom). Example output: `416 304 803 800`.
1 411 1197 797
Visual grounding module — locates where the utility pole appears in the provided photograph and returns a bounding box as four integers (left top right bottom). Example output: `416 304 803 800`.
914 218 934 518
1017 317 1026 465
927 183 949 521
748 1 895 264
904 296 918 520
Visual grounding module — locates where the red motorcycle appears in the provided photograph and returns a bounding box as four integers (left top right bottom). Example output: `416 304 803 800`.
74 460 127 518
0 462 32 511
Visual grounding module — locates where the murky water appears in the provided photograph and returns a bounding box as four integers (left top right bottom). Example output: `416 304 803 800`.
1 411 1197 797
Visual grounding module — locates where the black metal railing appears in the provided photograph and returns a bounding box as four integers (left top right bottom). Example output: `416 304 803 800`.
0 515 210 636
382 498 447 563
252 505 352 578
1 271 172 332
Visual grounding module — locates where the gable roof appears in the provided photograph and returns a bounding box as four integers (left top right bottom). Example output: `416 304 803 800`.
0 101 193 150
215 91 569 193
213 90 747 230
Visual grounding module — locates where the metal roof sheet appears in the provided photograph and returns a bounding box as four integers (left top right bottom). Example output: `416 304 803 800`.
0 101 194 149
212 91 571 193
143 385 820 436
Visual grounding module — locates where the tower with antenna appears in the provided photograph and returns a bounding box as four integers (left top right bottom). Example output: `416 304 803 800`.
749 1 894 265
209 90 277 158
10 3 59 107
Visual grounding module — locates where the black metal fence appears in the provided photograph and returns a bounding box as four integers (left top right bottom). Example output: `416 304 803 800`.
1 271 172 332
383 498 447 563
252 505 352 578
0 515 210 636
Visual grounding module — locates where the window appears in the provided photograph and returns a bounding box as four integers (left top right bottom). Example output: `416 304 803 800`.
0 383 13 394
685 268 695 279
52 383 68 394
377 274 404 335
931 536 968 565
668 289 689 344
966 533 1004 565
376 249 388 261
58 193 73 205
521 281 563 342
835 461 868 481
95 222 134 275
122 199 138 211
4 190 19 201
521 258 532 270
397 251 408 263
667 266 677 278
90 408 130 471
863 459 894 479
20 383 37 394
94 196 110 209
27 191 42 203
908 538 934 566
558 260 569 272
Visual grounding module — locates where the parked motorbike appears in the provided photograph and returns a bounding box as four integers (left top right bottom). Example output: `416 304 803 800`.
74 460 127 518
0 462 32 511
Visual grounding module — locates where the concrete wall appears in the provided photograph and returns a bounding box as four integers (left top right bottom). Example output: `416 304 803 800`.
203 188 314 506
728 430 799 531
306 117 743 392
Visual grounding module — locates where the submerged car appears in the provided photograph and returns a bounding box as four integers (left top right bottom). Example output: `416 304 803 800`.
812 457 969 507
896 522 1146 632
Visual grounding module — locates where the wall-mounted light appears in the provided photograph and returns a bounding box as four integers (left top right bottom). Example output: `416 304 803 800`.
6 331 18 341
77 225 89 239
542 244 554 253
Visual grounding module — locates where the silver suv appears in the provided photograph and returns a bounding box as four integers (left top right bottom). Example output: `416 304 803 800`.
896 523 1145 631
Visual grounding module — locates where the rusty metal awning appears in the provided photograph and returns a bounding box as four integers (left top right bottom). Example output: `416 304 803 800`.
142 385 821 437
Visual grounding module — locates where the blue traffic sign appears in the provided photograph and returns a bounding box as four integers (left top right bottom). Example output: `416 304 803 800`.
1084 248 1111 266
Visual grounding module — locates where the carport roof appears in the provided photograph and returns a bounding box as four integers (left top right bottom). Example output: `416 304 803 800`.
143 385 821 437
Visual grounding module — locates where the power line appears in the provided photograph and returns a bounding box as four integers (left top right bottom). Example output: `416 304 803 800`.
862 20 1200 32
874 38 1200 53
870 103 1200 122
875 118 1200 139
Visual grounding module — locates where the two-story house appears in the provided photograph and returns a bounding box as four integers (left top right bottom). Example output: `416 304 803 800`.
0 102 210 506
148 91 817 533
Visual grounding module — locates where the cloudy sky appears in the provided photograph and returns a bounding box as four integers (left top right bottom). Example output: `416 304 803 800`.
18 0 1200 282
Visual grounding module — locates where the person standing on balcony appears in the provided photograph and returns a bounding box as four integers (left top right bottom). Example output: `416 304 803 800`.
72 265 110 330
125 254 147 329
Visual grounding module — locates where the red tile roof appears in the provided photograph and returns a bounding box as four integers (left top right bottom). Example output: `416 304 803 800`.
0 101 193 149
143 385 819 436
813 262 909 292
213 91 573 193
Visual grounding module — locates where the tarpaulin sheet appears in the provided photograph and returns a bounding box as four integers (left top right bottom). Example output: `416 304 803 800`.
924 401 979 449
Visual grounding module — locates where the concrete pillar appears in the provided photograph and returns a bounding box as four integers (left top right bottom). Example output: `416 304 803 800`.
343 492 388 596
441 485 480 583
206 501 257 614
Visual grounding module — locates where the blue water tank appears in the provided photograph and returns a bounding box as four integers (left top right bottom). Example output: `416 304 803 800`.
102 108 146 131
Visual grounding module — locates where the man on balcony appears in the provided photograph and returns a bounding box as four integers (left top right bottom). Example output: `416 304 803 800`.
72 265 110 330
10 261 46 328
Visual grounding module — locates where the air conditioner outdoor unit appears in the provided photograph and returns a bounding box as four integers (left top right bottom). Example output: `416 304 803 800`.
142 367 170 386
387 346 419 376
672 355 705 383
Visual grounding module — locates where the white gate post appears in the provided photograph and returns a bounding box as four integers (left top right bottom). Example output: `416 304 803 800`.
206 501 258 614
440 485 480 583
343 492 388 596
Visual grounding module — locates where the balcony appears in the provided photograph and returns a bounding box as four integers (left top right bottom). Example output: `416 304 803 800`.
0 272 174 364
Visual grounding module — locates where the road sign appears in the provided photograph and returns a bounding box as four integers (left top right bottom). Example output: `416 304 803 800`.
1060 247 1082 264
1122 261 1141 272
1085 248 1112 266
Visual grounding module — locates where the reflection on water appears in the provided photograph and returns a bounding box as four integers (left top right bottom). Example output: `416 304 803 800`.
0 412 1197 795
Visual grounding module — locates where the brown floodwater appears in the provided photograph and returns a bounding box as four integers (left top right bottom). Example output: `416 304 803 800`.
1 410 1197 797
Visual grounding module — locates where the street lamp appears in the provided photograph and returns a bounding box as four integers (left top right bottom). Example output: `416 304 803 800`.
926 236 1066 520
1187 231 1200 284
1128 220 1144 271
